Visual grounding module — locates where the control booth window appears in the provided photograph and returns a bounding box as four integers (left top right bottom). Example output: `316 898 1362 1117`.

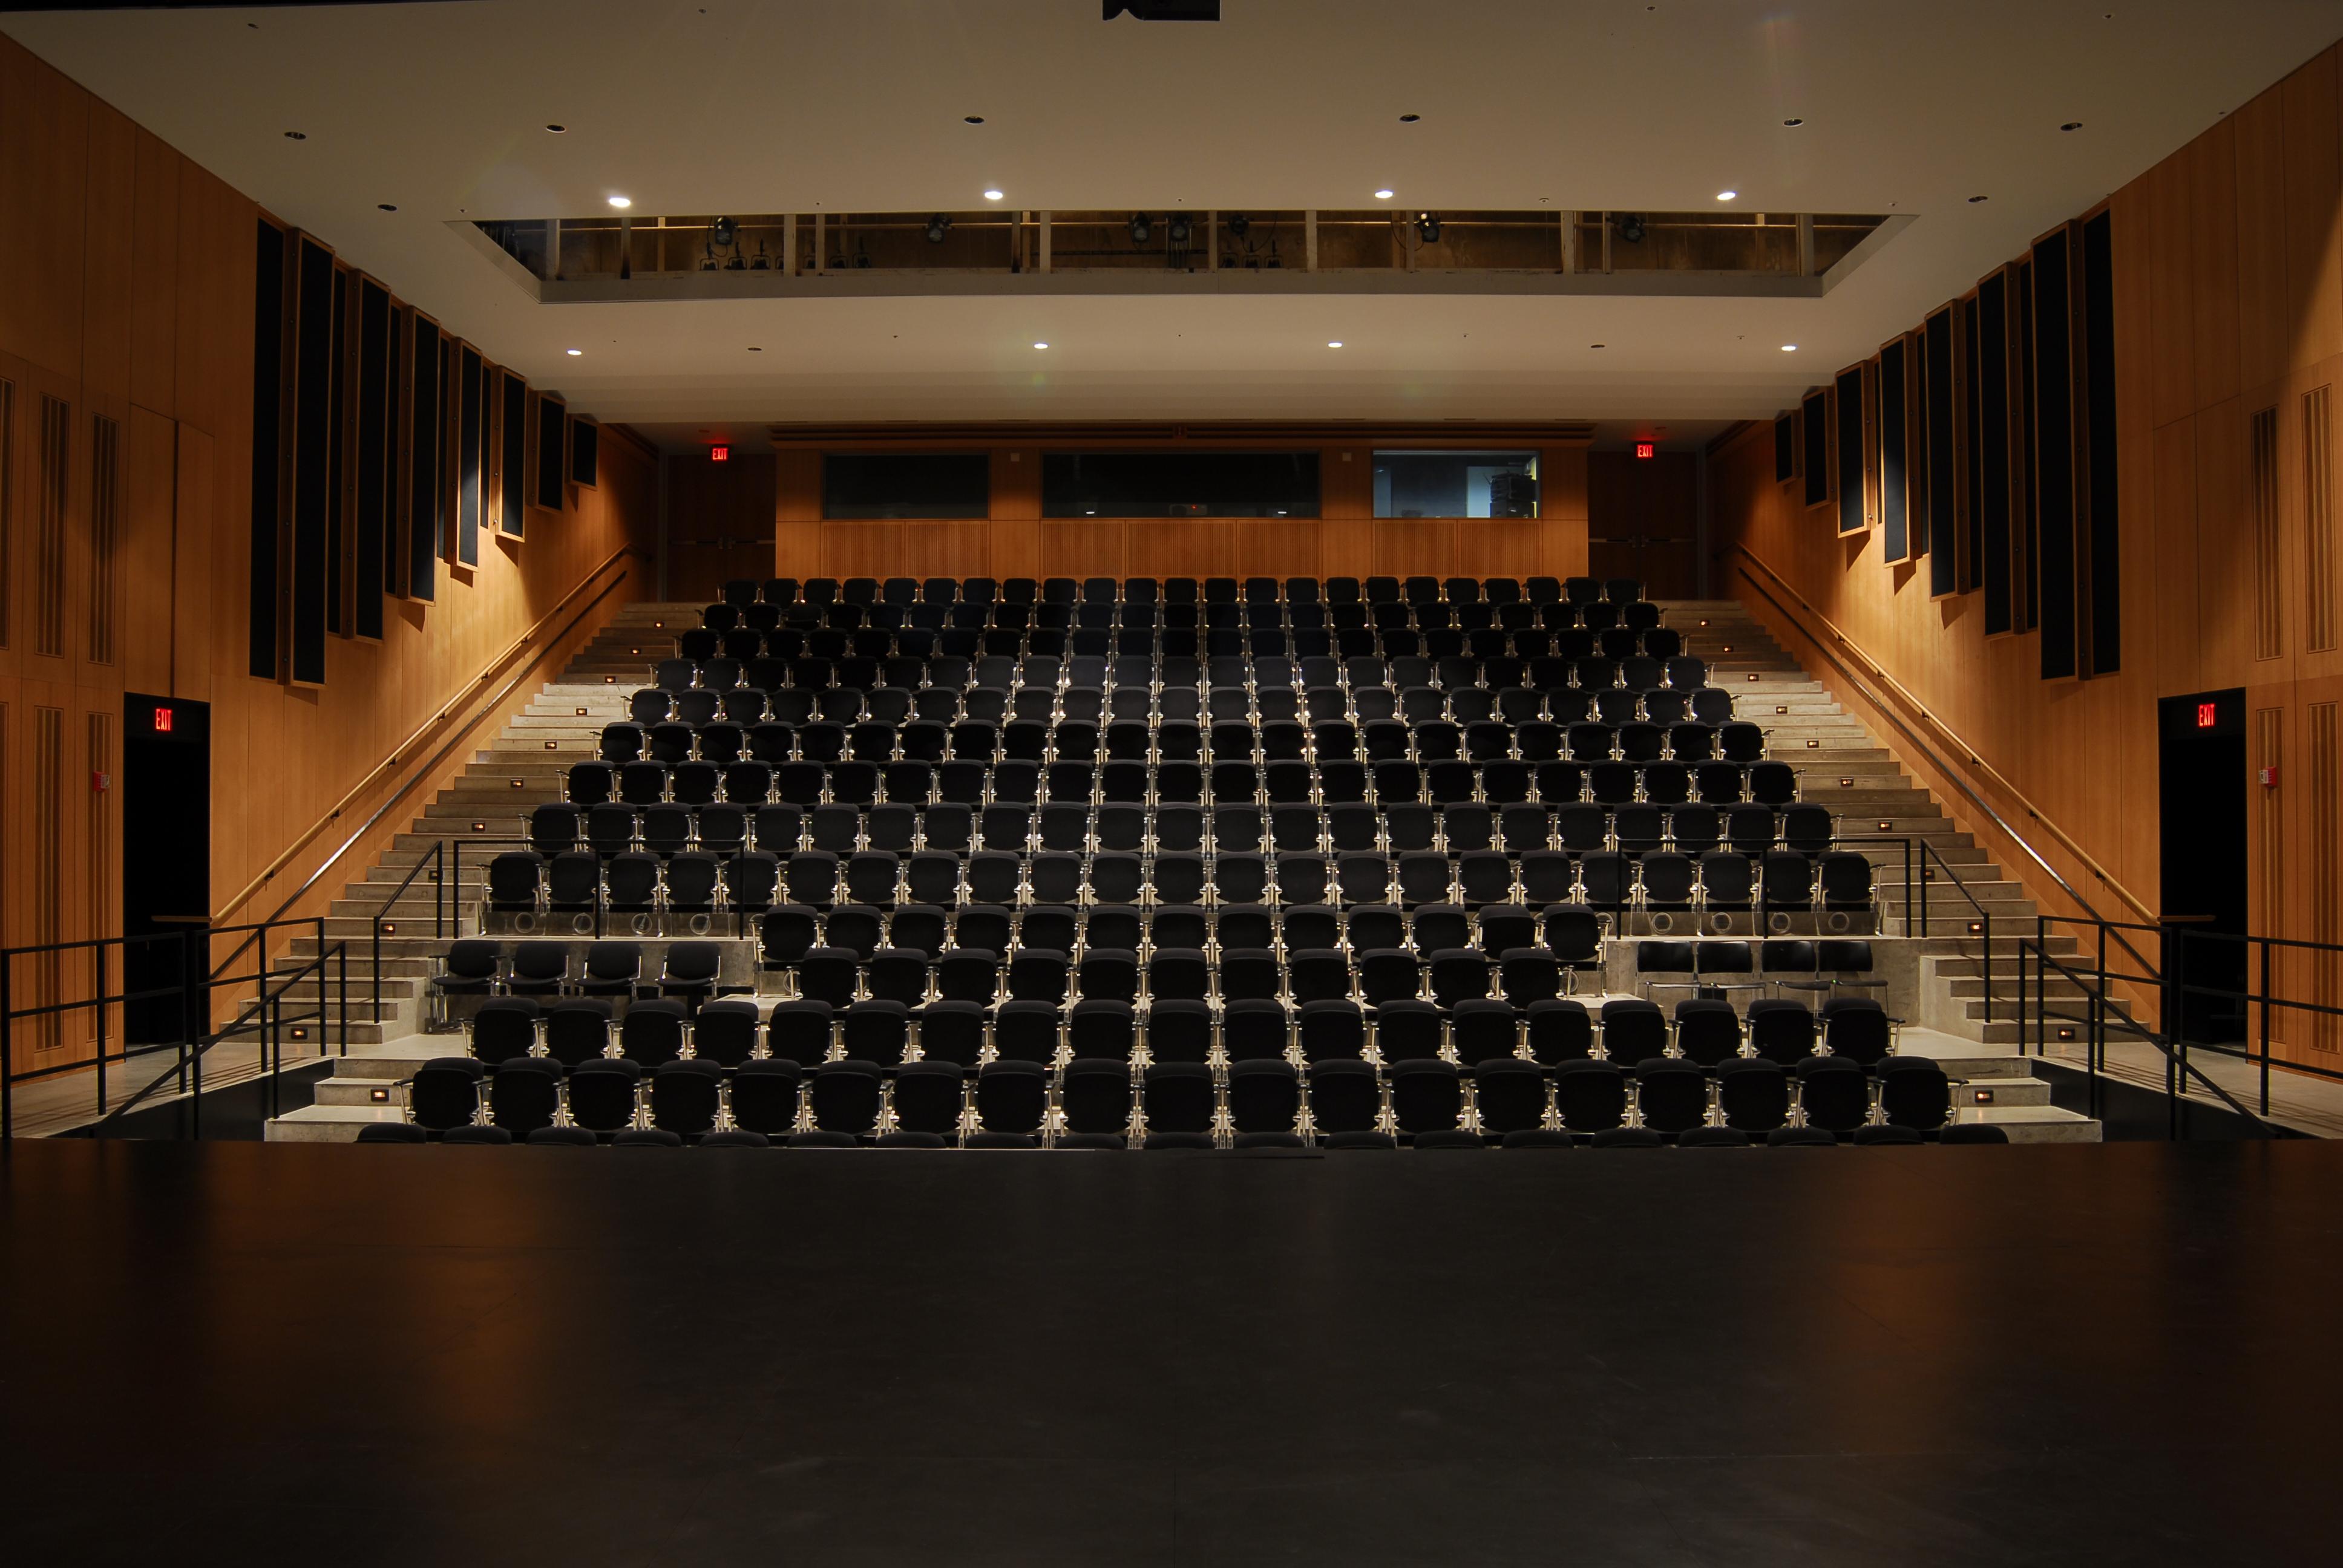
1374 450 1539 518
822 453 992 518
1041 451 1320 518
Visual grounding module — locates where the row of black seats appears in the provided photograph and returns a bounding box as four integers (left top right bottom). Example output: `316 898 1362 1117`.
601 716 1761 770
631 681 1734 731
360 1121 2009 1148
464 983 1885 1069
401 1040 1955 1146
526 800 1841 861
719 574 1653 609
560 757 1806 810
698 606 1682 645
649 647 1712 694
673 620 1670 667
488 846 1873 923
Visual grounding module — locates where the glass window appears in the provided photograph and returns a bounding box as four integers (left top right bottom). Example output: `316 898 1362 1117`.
1372 451 1539 519
1041 452 1319 518
822 453 991 519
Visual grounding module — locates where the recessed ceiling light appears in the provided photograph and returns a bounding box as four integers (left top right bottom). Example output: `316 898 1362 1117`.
747 345 762 352
1717 191 1738 201
1781 344 1798 352
1782 117 1804 127
1590 343 1606 349
283 130 306 140
1328 341 1344 348
378 203 398 212
566 348 583 356
965 116 986 125
1968 195 1989 203
2062 121 2083 131
608 195 632 209
545 123 566 134
1033 342 1049 350
1399 113 1420 123
1374 189 1395 200
983 189 1005 201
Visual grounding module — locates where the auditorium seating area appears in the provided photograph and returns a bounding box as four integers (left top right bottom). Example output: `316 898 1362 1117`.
484 575 1875 938
362 575 1991 1151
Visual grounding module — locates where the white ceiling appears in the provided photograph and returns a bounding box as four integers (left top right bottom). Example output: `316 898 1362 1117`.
8 1 2338 444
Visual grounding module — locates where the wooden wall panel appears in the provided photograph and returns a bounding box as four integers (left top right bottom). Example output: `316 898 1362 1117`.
1039 520 1126 580
1710 38 2343 1072
773 448 821 575
2279 48 2343 374
0 31 663 1080
819 521 905 580
664 451 776 603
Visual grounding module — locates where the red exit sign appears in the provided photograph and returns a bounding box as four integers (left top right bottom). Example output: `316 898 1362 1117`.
1634 442 1657 460
2197 702 2217 730
709 444 731 463
153 705 174 733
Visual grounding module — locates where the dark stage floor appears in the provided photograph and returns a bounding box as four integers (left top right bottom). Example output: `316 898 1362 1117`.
4 1139 2340 1566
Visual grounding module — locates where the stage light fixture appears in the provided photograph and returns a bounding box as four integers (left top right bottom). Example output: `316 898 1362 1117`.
926 215 952 243
1415 213 1441 243
1226 213 1250 238
711 217 738 247
1167 214 1192 245
1129 214 1153 244
1617 213 1646 244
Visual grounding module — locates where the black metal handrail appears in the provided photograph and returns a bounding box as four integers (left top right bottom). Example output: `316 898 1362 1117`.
2019 915 2279 1135
4 914 355 1140
2027 912 2343 1124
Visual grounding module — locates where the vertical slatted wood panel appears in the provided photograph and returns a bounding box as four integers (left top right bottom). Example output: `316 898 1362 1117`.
2253 406 2284 659
2307 386 2336 653
2253 705 2284 1047
2311 702 2340 1051
35 393 68 658
88 412 117 664
0 374 13 649
31 704 62 1052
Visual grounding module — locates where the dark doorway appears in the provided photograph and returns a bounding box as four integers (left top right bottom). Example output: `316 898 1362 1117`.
123 694 209 1045
2158 690 2247 1044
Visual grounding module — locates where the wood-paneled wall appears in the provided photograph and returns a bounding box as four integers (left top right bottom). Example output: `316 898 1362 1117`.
0 33 658 1071
768 434 1591 584
1712 39 2343 1065
666 451 777 604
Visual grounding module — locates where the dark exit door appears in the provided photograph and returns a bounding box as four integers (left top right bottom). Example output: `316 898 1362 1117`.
2158 690 2247 1044
123 694 209 1044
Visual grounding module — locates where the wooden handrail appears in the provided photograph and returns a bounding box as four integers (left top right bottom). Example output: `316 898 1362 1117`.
1726 543 2155 922
214 546 647 922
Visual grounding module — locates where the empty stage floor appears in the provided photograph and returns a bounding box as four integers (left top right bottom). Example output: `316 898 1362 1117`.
3 1140 2339 1566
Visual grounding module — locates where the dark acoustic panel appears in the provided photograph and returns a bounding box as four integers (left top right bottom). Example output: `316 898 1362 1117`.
353 278 390 638
499 370 527 538
289 235 334 686
456 344 483 566
1878 338 1910 563
2033 227 2078 680
405 313 442 602
2082 209 2120 676
1773 413 1796 484
1834 366 1867 534
533 393 566 511
1978 270 2014 634
1925 305 1958 596
248 218 286 679
326 266 347 636
2015 256 2039 633
1962 296 1985 595
571 417 600 489
1801 388 1830 511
